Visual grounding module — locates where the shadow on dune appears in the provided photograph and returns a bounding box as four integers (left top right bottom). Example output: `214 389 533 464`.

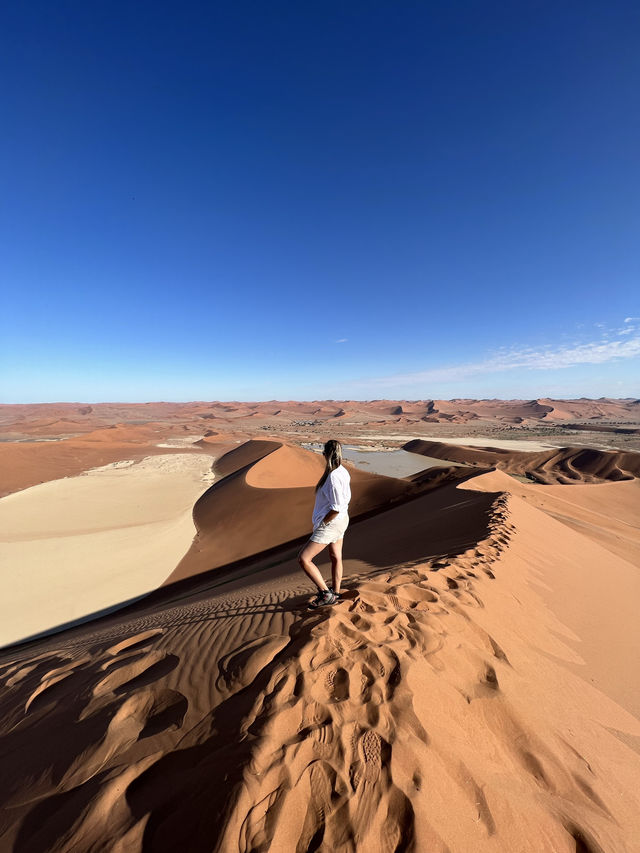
2 441 484 654
6 473 500 853
166 438 479 584
124 485 500 852
22 481 501 853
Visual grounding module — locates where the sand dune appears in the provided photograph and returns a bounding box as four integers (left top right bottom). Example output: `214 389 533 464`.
1 420 640 851
0 454 216 647
1 462 639 850
468 470 640 568
538 397 640 421
0 423 226 498
245 442 326 488
467 470 640 719
3 398 640 444
405 438 640 483
168 440 473 583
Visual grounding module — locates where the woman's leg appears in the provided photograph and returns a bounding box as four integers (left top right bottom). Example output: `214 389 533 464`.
328 538 344 593
298 540 330 591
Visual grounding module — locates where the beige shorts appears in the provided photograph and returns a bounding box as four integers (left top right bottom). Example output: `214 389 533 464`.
310 513 349 545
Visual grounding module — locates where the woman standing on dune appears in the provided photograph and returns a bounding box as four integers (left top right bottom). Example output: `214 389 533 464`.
298 439 351 609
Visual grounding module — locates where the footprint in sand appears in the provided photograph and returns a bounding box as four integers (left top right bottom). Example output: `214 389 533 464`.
24 670 75 714
358 729 382 784
22 656 94 714
325 667 349 702
59 688 186 789
564 822 606 853
216 635 292 694
138 688 188 739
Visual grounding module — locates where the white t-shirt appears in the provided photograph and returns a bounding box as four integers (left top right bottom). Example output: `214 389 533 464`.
312 465 351 528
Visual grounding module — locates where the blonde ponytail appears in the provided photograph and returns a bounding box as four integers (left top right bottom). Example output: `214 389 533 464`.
315 439 343 491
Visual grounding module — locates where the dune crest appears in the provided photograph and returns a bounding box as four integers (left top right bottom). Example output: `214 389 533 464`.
245 443 325 489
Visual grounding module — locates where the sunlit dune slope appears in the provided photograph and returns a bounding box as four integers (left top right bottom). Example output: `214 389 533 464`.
0 422 226 498
468 470 640 567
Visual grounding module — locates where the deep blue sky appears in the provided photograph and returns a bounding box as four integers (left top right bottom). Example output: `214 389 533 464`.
2 1 639 402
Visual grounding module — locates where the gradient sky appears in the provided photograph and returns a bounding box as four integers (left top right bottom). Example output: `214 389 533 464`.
1 1 639 403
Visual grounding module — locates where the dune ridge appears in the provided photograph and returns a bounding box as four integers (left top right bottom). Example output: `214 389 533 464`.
216 490 640 852
404 439 640 484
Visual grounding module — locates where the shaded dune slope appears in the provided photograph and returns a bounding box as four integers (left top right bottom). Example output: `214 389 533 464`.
405 439 640 484
1 473 639 851
168 440 473 583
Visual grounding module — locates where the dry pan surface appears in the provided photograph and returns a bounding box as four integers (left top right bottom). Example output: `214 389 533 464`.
0 458 639 852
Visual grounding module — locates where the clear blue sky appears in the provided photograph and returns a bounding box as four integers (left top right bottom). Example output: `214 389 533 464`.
1 1 639 402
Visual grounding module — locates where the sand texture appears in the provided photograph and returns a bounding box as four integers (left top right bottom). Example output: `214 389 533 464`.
1 434 639 852
0 454 215 647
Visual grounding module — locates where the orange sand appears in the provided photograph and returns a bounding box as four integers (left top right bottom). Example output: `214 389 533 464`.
0 433 639 851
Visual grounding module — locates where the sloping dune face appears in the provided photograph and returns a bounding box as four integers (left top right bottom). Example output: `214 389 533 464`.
539 397 640 421
169 439 465 582
0 470 639 851
405 439 640 484
432 398 554 421
0 454 218 648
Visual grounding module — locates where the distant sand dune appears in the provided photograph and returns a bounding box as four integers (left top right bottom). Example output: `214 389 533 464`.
405 438 640 483
0 422 218 498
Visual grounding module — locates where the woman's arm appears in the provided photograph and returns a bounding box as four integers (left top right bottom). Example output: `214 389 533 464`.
321 509 339 525
319 470 347 525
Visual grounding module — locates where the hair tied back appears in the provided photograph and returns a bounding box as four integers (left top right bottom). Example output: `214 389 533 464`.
316 439 343 491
